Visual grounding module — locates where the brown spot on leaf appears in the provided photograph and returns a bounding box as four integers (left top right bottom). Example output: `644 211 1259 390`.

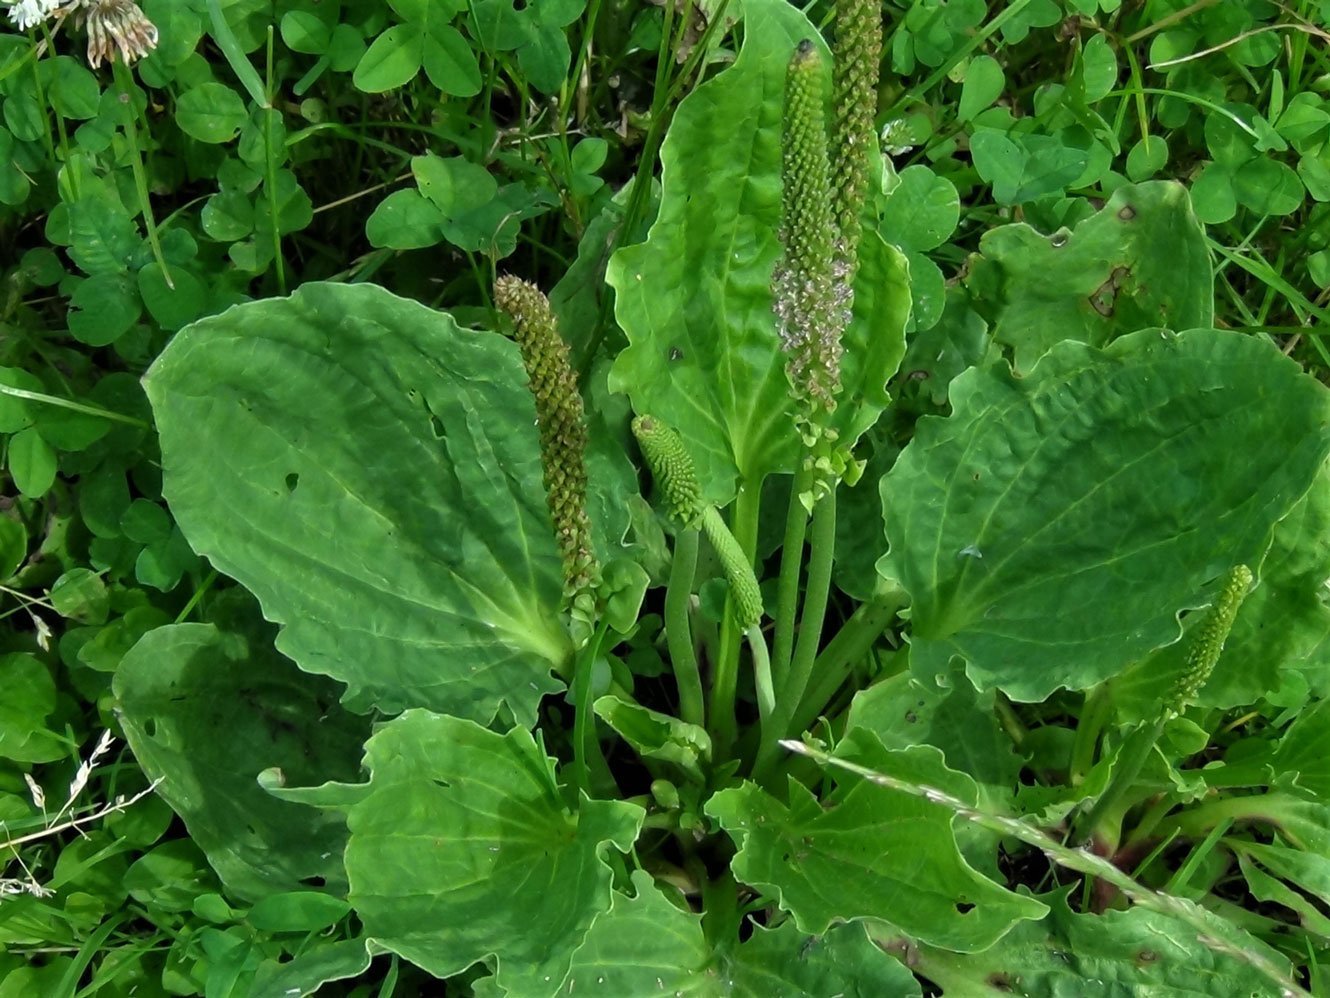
1089 266 1130 317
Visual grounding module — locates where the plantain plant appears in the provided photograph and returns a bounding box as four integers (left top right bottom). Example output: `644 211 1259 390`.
116 1 1330 994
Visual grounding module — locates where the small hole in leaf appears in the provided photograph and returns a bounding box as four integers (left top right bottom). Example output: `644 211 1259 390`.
669 347 684 362
285 473 299 493
1118 205 1136 220
422 398 447 439
956 901 975 914
301 875 327 889
144 719 157 737
1049 229 1070 248
987 973 1014 992
1137 949 1158 965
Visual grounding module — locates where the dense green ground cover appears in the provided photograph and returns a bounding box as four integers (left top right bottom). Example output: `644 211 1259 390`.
3 0 1330 994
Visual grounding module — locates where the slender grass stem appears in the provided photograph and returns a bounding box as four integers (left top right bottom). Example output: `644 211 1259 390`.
665 528 704 728
113 62 172 290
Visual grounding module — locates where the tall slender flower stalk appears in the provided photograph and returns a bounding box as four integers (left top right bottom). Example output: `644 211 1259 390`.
770 40 849 427
495 276 599 606
830 0 883 281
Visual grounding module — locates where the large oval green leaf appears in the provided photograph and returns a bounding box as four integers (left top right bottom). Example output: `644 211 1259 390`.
880 328 1330 701
608 0 909 506
964 182 1212 373
114 620 367 902
482 870 922 997
269 711 643 987
904 888 1291 997
707 740 1045 952
144 281 573 725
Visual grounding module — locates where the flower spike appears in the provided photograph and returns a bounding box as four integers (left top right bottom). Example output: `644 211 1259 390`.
830 0 883 275
771 40 849 423
495 275 599 602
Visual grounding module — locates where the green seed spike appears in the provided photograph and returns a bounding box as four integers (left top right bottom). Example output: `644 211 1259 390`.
630 415 762 628
830 0 882 274
771 39 847 416
494 275 598 600
1166 565 1254 716
701 507 765 630
631 415 702 526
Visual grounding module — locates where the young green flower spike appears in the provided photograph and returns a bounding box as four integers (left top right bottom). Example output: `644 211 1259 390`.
771 40 849 417
700 507 764 630
830 0 882 273
495 275 598 600
1167 565 1253 715
631 415 763 628
631 415 702 525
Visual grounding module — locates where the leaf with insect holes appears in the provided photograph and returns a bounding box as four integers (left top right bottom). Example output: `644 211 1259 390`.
899 887 1291 996
146 282 587 725
469 0 585 94
964 182 1212 372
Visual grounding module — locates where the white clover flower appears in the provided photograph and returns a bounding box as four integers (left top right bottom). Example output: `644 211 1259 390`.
6 0 63 31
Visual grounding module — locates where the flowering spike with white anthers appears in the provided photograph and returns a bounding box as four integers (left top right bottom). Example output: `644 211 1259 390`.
771 40 848 434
